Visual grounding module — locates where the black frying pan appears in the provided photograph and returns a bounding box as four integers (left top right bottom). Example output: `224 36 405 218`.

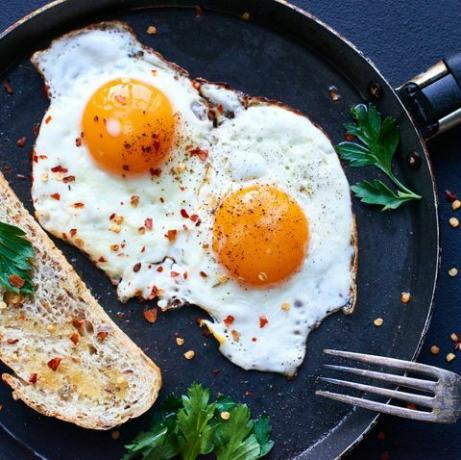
0 0 455 458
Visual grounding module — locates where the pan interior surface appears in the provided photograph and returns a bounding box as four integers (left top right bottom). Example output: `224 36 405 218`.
0 2 437 459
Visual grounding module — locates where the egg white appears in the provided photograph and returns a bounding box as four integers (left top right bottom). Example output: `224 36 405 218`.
31 23 356 376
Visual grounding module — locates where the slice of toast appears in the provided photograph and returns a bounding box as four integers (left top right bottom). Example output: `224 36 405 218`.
0 172 161 429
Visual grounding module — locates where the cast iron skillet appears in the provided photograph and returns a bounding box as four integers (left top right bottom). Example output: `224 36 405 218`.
0 0 458 458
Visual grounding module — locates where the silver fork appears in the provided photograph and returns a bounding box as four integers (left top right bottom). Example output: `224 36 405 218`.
316 349 461 423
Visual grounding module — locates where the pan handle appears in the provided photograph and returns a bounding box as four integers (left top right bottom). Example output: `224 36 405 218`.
397 53 461 139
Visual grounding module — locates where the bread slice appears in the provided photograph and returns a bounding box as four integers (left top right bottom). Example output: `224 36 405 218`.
0 172 161 429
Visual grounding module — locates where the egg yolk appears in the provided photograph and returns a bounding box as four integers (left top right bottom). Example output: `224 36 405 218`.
82 78 175 174
212 185 309 286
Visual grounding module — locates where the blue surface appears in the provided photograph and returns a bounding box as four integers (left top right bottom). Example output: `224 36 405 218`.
1 0 461 458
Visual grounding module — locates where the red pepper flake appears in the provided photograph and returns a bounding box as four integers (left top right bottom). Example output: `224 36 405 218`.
47 357 62 371
259 316 269 328
51 165 68 173
6 338 18 345
69 228 77 237
190 214 199 222
231 330 241 342
188 147 209 161
16 136 26 147
192 81 201 90
445 190 457 202
70 333 79 345
97 331 109 342
171 271 180 278
344 133 356 142
2 80 13 95
33 123 40 136
144 308 158 324
73 202 85 208
166 229 177 242
50 193 61 200
157 266 163 272
98 256 107 263
150 167 162 177
122 164 130 172
144 217 153 230
224 315 235 326
133 262 142 272
45 115 52 124
194 5 203 17
63 175 75 183
75 137 82 147
217 104 224 113
29 373 38 384
180 209 189 218
72 318 84 329
199 271 208 278
183 272 188 280
8 274 25 289
252 337 257 342
149 285 159 299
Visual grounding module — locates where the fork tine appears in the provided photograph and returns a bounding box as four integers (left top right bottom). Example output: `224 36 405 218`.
320 377 435 408
324 349 440 377
323 364 437 393
316 390 437 422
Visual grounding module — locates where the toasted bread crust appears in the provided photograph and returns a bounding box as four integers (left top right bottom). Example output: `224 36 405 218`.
0 172 161 429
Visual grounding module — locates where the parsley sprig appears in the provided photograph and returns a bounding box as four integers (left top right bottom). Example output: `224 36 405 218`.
0 221 35 295
336 103 421 211
122 383 274 460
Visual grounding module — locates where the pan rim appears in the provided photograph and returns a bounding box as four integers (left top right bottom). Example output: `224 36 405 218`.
0 1 440 459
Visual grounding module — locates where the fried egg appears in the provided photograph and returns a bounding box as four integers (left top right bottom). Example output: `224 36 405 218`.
31 23 357 376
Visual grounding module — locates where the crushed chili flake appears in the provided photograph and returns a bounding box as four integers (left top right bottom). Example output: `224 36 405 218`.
50 193 61 200
2 80 13 95
33 123 40 136
130 195 140 207
190 214 199 222
72 318 84 329
445 190 457 202
252 337 257 342
259 316 269 328
75 137 82 147
42 84 50 98
171 271 180 278
45 115 52 124
231 330 240 342
133 262 142 272
180 209 189 218
144 308 158 324
70 333 79 345
51 165 68 173
157 266 163 272
224 315 235 326
73 202 85 208
98 256 107 263
188 146 209 161
97 331 109 342
150 167 162 177
6 338 19 345
199 271 208 278
69 228 77 237
166 229 177 242
63 175 75 183
29 373 38 384
16 136 27 147
344 133 356 142
149 285 159 299
217 104 224 113
183 272 188 279
47 357 62 371
9 274 25 289
144 217 153 230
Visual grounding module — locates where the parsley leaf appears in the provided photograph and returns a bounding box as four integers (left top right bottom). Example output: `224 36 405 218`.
0 221 35 295
122 384 274 460
176 383 216 460
336 103 421 211
253 414 274 458
215 405 260 460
